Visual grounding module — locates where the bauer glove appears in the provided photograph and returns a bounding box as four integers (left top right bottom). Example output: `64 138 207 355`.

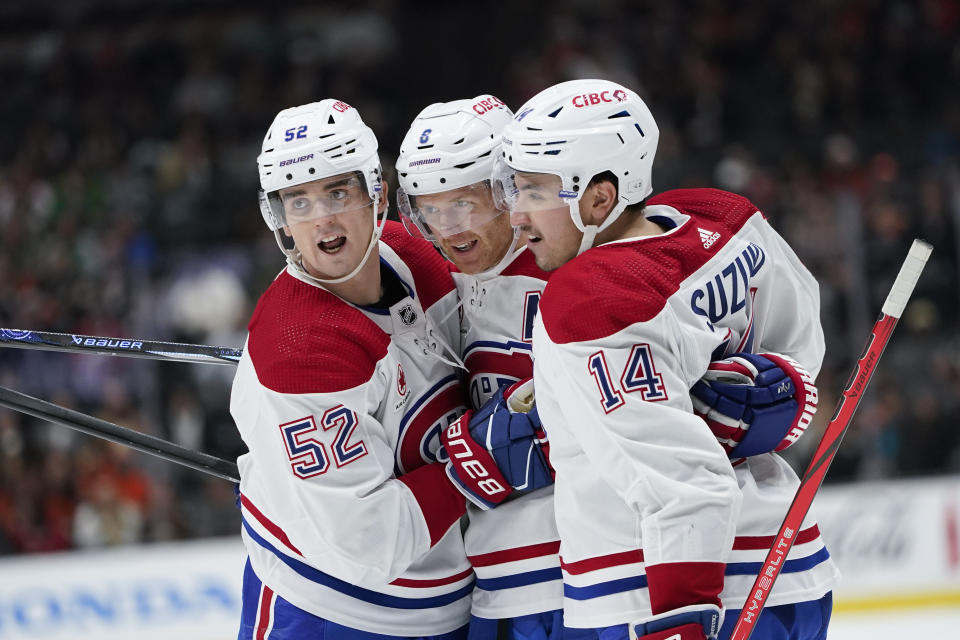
691 352 818 458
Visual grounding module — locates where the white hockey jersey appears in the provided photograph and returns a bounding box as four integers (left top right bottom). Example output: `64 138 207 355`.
231 222 473 636
532 189 840 629
453 247 563 619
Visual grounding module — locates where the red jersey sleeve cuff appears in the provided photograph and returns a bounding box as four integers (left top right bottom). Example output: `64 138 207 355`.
397 463 466 546
645 561 725 614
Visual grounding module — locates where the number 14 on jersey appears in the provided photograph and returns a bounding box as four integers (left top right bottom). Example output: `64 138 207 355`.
587 343 668 413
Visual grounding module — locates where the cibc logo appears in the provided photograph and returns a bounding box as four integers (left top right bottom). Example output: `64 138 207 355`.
472 95 506 115
572 89 628 108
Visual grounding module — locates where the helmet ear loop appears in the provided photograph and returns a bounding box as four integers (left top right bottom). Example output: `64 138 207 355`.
571 197 629 256
568 200 597 256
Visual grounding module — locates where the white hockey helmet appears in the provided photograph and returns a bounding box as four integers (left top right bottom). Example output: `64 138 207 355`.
493 79 659 255
257 99 386 284
395 95 513 242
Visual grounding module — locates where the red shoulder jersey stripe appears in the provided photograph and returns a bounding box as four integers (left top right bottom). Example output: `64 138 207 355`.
540 188 760 345
247 271 390 394
381 220 455 311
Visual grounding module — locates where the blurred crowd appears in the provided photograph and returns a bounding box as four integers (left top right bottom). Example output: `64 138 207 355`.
0 0 957 555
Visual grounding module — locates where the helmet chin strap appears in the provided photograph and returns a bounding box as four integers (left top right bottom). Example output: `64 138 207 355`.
570 200 628 256
475 225 521 280
283 198 388 286
577 224 599 256
433 212 520 279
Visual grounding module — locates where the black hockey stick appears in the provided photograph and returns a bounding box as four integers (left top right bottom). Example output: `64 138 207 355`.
0 385 240 482
729 239 933 640
0 328 242 365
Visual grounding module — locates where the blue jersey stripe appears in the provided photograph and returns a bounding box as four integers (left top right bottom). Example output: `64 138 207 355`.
243 518 474 609
564 575 649 601
474 567 562 591
563 547 831 601
725 546 831 576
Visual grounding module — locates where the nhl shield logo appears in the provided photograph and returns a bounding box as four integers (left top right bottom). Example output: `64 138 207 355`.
398 304 418 326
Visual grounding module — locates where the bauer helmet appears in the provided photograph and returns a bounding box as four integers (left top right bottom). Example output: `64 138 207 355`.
493 79 659 255
257 99 385 284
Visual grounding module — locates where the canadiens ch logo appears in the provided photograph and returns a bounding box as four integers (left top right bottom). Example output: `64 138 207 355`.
398 304 418 326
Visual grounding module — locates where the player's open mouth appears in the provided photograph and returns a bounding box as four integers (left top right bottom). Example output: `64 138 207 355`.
526 233 541 243
318 235 346 253
451 239 478 253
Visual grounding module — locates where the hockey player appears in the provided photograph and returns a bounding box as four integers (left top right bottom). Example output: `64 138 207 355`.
231 99 548 640
494 79 840 640
395 96 566 640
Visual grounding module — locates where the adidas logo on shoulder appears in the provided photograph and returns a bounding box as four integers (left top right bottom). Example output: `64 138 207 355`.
698 227 722 249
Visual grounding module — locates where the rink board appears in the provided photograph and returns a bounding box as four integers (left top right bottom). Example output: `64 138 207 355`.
0 536 244 640
0 477 958 638
811 475 960 612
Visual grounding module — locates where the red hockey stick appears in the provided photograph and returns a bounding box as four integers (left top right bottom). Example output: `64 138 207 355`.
729 239 933 640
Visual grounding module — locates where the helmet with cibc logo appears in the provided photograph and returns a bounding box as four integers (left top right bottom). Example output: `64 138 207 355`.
256 99 386 284
396 94 518 273
395 95 514 243
396 95 513 196
494 79 659 255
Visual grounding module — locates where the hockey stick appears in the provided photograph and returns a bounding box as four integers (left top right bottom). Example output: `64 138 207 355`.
0 328 241 365
729 239 933 640
0 384 240 482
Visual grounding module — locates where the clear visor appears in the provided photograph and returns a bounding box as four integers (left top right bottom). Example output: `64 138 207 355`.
491 156 576 215
260 171 375 230
396 180 506 240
